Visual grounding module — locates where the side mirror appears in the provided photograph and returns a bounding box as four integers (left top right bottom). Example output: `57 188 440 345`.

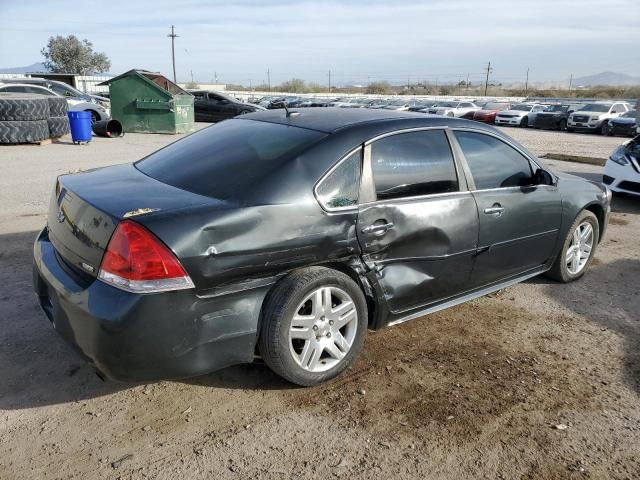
532 168 555 186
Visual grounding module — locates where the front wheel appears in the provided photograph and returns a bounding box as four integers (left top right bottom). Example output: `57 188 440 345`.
559 119 567 131
546 210 599 283
520 116 528 127
259 267 368 386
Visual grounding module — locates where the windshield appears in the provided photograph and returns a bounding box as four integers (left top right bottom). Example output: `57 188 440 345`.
136 119 326 200
578 104 611 112
438 102 458 108
622 110 639 119
510 104 532 111
544 105 569 112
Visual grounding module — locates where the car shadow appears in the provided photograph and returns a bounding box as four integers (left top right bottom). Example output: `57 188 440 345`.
0 230 293 410
532 259 640 393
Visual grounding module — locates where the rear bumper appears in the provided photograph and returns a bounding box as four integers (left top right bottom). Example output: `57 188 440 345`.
33 227 266 382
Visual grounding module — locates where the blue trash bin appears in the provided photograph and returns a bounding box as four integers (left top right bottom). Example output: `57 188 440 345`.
67 111 92 144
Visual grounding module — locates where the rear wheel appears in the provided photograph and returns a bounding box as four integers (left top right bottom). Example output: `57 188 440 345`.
559 119 567 131
86 110 100 124
546 210 599 283
259 267 367 386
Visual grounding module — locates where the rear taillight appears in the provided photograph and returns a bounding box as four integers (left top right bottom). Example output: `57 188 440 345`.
98 220 194 293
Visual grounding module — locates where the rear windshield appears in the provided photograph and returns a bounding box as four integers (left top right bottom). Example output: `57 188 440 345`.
136 119 325 200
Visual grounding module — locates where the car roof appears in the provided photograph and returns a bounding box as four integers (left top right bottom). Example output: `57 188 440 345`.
241 107 486 133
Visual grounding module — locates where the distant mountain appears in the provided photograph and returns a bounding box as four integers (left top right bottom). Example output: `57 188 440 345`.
0 63 47 74
573 71 640 87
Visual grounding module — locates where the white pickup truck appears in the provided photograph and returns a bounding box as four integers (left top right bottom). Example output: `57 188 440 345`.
567 102 632 135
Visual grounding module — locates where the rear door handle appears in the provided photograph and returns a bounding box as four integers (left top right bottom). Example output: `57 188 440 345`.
484 206 505 216
361 222 394 234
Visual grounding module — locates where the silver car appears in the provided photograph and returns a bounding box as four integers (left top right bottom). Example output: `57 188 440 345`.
495 103 546 127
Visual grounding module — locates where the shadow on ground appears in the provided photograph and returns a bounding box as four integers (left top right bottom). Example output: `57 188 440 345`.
542 258 640 393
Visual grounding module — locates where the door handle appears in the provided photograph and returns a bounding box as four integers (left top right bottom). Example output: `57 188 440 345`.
484 206 505 216
361 222 394 234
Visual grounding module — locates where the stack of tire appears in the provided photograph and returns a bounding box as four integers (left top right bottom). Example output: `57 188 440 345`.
0 93 69 144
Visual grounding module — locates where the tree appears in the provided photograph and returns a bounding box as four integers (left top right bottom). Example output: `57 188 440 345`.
41 35 111 74
184 81 199 89
279 78 306 93
366 81 391 94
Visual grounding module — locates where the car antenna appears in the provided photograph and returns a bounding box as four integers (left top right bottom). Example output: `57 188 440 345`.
278 101 299 118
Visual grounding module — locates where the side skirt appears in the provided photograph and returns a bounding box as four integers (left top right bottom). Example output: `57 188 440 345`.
387 266 548 327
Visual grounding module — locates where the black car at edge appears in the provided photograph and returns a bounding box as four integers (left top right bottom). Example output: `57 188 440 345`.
33 108 611 386
189 90 260 122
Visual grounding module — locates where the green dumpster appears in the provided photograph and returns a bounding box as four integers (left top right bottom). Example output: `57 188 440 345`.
99 69 194 134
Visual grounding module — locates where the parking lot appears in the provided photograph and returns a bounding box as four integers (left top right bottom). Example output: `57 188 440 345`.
1 125 639 479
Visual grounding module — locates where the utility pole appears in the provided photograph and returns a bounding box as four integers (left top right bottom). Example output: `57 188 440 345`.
190 70 194 84
525 67 529 94
328 70 331 93
484 61 492 96
168 25 178 83
569 73 573 91
267 69 271 93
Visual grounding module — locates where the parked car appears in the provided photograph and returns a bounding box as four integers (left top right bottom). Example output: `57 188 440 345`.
424 101 480 117
472 102 511 123
407 100 436 112
603 135 640 196
567 102 632 134
297 97 334 108
340 97 371 108
605 110 639 137
532 104 581 131
495 103 546 127
1 78 109 121
0 83 110 123
365 98 390 109
33 108 610 386
188 90 262 122
383 98 411 111
266 96 304 109
328 97 356 107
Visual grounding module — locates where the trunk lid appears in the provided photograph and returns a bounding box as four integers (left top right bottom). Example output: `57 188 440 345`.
48 163 224 278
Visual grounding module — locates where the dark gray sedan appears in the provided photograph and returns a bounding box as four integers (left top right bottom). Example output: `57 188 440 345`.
33 109 610 386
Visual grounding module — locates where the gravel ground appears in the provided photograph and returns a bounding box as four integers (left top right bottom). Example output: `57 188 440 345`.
1 125 638 480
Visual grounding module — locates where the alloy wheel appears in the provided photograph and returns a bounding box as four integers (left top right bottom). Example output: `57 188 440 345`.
288 286 358 373
566 221 594 275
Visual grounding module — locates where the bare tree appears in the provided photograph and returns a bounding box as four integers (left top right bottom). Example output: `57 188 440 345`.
41 35 111 74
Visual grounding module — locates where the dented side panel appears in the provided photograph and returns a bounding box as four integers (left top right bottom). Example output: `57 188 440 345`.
357 193 479 315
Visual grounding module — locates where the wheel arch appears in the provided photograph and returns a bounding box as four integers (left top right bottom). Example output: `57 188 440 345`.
584 202 605 243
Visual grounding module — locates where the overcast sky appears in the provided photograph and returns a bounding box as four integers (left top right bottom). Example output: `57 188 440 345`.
0 0 638 86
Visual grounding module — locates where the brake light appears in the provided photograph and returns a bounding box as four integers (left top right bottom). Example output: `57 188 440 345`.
98 220 194 293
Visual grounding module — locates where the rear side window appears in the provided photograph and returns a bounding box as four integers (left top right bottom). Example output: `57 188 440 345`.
137 119 325 200
455 131 533 190
316 149 361 209
370 130 458 200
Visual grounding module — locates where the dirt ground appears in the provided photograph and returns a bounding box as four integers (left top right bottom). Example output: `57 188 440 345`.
0 125 639 480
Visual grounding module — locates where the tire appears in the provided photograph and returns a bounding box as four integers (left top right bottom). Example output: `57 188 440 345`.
86 110 100 124
600 122 609 135
47 97 68 116
558 119 567 131
546 210 599 283
0 94 49 121
520 116 528 127
259 267 368 386
0 120 49 143
47 116 70 138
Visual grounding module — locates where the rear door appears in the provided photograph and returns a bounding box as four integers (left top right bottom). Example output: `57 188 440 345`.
452 129 562 287
357 128 479 314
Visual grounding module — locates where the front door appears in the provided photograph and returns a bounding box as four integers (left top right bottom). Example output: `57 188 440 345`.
452 130 562 287
357 129 479 314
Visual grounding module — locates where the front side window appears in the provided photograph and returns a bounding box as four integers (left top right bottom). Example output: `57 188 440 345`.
370 130 458 200
316 149 361 209
455 131 533 190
